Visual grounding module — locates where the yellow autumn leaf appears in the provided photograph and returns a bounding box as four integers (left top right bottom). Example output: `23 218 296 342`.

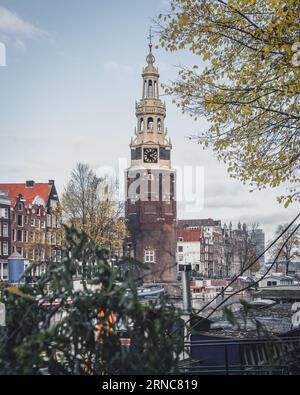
7 286 36 301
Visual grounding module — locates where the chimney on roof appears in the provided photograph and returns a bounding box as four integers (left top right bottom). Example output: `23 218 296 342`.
48 180 55 186
26 180 35 188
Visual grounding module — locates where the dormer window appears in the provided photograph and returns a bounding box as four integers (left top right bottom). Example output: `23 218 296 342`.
18 203 23 211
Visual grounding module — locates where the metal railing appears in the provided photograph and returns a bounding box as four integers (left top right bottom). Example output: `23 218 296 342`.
178 336 300 375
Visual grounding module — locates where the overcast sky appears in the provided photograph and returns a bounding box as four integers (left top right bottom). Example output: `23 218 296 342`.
0 0 298 248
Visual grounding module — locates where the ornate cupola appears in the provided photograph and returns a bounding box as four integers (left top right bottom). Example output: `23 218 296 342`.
130 40 172 169
143 43 159 98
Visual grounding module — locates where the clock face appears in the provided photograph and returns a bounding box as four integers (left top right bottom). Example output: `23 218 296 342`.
144 148 158 163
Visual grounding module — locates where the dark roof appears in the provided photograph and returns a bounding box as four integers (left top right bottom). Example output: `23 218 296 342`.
178 219 221 229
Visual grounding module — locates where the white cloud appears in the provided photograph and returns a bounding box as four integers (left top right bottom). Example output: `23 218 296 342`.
0 6 47 49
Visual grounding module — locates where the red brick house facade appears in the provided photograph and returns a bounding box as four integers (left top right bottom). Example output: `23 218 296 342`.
0 180 61 280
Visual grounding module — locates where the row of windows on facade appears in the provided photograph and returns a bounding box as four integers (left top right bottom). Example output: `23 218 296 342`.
11 213 60 228
0 263 47 281
10 246 62 262
1 207 50 221
178 245 213 253
188 264 211 274
16 200 58 211
1 204 58 219
0 242 61 262
178 253 210 262
177 237 214 245
139 117 162 131
16 202 44 213
11 229 61 245
0 251 62 280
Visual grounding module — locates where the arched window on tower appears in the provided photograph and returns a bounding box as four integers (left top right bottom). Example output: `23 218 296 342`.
147 117 154 130
144 80 147 98
157 118 162 131
140 118 144 131
154 81 157 98
148 80 153 97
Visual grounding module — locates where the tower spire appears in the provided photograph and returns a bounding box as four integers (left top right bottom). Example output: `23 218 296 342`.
146 27 155 66
148 26 153 51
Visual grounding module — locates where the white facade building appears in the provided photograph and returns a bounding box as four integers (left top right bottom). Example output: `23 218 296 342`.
177 229 202 274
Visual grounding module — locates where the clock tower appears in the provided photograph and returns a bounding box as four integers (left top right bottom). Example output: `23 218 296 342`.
125 41 177 287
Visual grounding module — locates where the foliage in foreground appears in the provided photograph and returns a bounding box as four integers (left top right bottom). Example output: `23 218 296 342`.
0 227 183 375
157 0 300 206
